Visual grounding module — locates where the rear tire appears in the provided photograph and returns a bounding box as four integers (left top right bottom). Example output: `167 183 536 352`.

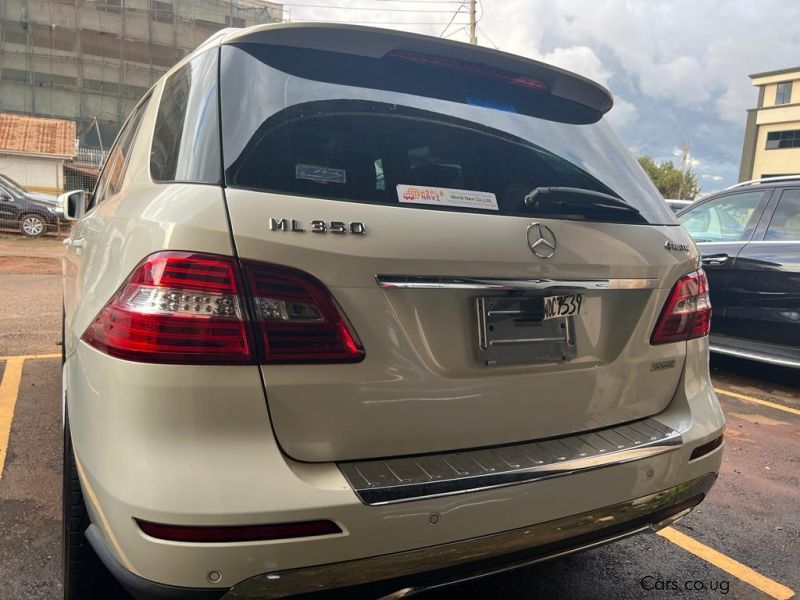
20 213 46 237
63 413 129 599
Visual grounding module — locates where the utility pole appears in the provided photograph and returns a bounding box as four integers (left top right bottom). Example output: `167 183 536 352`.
468 0 477 44
678 140 690 199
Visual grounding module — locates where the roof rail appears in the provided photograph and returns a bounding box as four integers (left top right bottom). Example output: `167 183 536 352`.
726 174 800 190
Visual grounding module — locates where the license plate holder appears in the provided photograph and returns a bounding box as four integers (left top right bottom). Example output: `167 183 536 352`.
476 296 577 366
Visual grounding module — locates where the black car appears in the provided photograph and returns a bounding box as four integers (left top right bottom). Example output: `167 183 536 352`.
0 174 59 237
665 198 693 213
678 176 800 368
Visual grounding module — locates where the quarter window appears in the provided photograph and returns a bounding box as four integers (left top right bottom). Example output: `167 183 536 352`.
775 81 793 105
150 50 220 184
92 94 151 208
765 189 800 241
679 191 767 243
765 129 800 150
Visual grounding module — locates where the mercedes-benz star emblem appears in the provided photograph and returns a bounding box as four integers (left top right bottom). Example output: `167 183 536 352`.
526 222 557 259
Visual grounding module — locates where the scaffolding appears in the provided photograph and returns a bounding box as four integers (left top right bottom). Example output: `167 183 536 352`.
0 0 283 148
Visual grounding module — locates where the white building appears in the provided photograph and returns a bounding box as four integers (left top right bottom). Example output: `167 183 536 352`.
0 113 76 194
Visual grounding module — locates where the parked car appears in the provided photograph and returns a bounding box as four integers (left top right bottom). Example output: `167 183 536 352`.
665 198 693 213
61 23 724 600
0 174 59 237
677 175 800 368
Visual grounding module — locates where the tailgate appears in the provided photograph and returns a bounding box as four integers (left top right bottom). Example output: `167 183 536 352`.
219 26 693 462
228 190 694 461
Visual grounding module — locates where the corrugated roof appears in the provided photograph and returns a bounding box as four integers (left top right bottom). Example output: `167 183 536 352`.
0 113 76 158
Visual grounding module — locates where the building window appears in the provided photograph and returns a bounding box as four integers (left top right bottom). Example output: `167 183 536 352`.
150 0 174 23
225 15 246 27
98 0 122 13
765 130 800 150
775 81 793 105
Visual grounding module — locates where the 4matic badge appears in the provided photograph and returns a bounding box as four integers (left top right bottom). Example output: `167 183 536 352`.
664 240 690 252
269 218 366 235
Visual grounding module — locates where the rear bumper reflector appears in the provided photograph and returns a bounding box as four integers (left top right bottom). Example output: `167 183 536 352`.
339 417 684 505
136 519 341 543
689 434 724 461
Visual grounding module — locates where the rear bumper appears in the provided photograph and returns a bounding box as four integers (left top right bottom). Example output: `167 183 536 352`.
225 472 716 599
86 524 225 600
87 473 716 600
68 337 724 592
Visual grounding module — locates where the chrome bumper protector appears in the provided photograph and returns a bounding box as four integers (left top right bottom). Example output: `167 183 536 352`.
375 275 660 291
222 473 716 600
339 417 683 505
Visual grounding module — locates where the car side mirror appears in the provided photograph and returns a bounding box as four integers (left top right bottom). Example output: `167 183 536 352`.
57 190 87 221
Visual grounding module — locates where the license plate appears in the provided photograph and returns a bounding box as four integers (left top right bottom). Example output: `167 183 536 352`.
543 294 583 320
476 296 577 366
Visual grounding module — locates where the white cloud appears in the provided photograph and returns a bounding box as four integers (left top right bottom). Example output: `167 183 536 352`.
481 0 800 122
606 97 637 129
534 46 611 86
672 147 700 168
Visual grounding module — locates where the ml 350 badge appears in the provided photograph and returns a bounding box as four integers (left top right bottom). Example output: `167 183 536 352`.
269 218 366 235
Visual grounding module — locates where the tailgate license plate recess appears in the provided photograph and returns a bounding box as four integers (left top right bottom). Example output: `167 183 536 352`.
476 296 578 366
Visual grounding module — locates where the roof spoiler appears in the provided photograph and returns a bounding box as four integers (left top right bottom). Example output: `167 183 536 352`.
222 23 614 120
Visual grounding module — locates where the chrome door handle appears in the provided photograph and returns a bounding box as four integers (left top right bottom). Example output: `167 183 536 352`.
701 253 728 266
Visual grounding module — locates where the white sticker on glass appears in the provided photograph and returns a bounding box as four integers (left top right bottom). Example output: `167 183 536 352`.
396 184 499 211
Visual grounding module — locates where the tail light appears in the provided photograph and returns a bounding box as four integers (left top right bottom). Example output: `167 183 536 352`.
83 252 252 364
244 263 365 363
83 253 364 364
651 269 712 345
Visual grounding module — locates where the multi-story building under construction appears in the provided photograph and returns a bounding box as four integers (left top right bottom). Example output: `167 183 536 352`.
0 0 282 149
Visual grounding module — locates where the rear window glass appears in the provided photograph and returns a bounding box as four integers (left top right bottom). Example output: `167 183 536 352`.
680 191 767 243
150 50 220 184
220 44 674 225
766 189 800 240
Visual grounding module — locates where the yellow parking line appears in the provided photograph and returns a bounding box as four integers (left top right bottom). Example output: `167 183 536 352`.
0 357 25 480
715 388 800 418
0 352 60 362
659 526 795 600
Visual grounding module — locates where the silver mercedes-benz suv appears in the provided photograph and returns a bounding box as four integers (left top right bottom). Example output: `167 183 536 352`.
60 23 724 600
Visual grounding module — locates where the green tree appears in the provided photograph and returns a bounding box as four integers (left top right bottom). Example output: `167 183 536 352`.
637 155 701 200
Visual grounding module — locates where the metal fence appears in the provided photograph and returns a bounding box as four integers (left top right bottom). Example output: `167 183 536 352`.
0 153 102 239
65 149 103 194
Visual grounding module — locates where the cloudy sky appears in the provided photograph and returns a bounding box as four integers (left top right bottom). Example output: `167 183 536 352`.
282 0 800 192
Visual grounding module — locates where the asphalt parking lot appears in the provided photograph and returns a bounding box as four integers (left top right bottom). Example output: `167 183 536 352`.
0 238 798 600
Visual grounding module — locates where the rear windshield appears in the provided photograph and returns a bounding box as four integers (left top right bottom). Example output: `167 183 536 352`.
220 44 674 225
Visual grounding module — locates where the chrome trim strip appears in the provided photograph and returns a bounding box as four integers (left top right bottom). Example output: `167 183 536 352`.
376 527 653 600
709 345 800 368
339 417 683 505
223 474 716 600
741 240 800 245
375 275 660 291
697 240 800 245
726 174 800 189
